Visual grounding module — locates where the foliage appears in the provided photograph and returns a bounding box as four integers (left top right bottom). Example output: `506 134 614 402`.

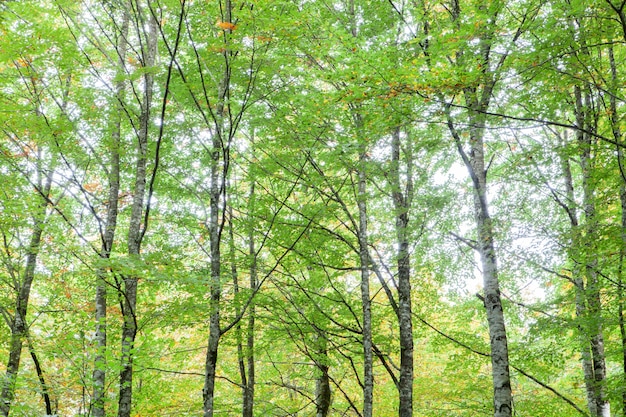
1 0 626 416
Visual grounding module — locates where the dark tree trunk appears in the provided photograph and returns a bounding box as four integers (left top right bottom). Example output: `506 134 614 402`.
202 123 223 416
0 169 53 417
243 196 257 417
315 335 331 417
27 335 53 415
390 128 414 417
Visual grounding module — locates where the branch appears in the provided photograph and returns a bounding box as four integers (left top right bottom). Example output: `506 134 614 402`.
414 312 588 416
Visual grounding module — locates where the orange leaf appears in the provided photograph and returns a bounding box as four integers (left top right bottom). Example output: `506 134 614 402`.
83 183 100 192
217 21 237 31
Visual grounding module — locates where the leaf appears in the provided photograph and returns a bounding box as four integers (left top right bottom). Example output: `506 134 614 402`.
217 21 237 31
83 182 100 192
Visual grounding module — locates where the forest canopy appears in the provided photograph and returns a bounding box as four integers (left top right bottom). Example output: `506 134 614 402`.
0 1 625 417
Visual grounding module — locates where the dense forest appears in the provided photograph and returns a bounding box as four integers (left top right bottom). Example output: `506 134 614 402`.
1 0 626 416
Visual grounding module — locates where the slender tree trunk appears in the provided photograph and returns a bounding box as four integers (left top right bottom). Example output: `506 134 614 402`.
242 266 256 417
444 2 513 414
390 128 414 417
0 169 53 417
202 125 222 416
26 335 53 416
93 8 128 417
357 136 373 417
558 135 600 416
243 186 257 417
315 332 331 417
607 41 626 417
117 6 157 417
617 119 626 417
574 85 610 417
470 151 512 417
447 97 513 417
202 1 234 414
343 2 373 413
574 275 598 416
233 177 257 417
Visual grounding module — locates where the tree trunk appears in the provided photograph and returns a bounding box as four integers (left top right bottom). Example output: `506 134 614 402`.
619 175 626 417
233 177 257 417
92 7 128 417
391 128 414 417
117 6 157 417
444 2 513 414
575 85 610 417
471 157 512 417
243 190 257 417
557 131 600 416
0 169 53 417
202 1 233 414
315 333 331 417
26 335 53 415
606 40 626 417
447 93 513 417
357 139 373 417
473 147 512 417
343 2 373 412
202 128 222 416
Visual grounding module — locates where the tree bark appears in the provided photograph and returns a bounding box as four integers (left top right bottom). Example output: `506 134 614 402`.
445 2 513 414
574 85 610 417
243 185 257 417
391 128 414 417
607 41 626 417
315 333 331 417
0 168 53 417
619 173 626 417
202 121 223 416
92 7 128 417
26 335 53 416
202 3 231 414
357 133 373 417
233 177 257 417
117 4 157 417
469 144 513 417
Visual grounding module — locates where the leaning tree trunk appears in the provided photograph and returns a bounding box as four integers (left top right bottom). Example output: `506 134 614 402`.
556 130 600 416
447 90 513 417
26 335 53 415
463 122 512 417
0 167 53 417
468 127 512 417
444 1 513 414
